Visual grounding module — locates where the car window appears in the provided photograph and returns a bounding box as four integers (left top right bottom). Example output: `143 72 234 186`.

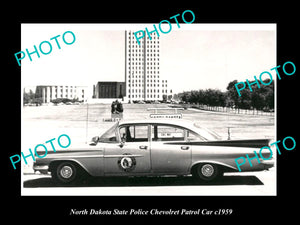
119 125 148 142
186 130 206 141
152 125 185 142
193 123 221 140
99 122 118 143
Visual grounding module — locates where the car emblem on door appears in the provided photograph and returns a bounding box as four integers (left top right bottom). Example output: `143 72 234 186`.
118 154 136 172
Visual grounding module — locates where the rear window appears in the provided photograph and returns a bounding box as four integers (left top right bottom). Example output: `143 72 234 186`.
193 123 221 140
152 125 185 142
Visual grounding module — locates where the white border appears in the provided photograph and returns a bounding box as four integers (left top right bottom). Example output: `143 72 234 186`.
21 23 277 196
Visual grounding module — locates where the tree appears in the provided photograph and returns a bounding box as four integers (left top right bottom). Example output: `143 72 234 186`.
177 78 274 111
265 85 274 109
162 94 168 102
226 79 274 110
226 80 240 108
23 89 35 105
32 97 43 106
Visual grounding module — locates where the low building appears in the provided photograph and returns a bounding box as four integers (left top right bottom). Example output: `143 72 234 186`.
93 82 126 99
35 85 88 103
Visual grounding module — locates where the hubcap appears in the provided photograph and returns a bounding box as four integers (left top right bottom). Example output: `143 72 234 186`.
60 165 73 179
201 164 214 177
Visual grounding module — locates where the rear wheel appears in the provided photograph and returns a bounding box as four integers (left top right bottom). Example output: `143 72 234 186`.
193 163 223 182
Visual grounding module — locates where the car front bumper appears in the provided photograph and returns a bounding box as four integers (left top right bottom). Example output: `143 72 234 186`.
33 164 49 173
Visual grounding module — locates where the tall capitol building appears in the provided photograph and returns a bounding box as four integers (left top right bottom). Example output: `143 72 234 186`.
125 30 171 102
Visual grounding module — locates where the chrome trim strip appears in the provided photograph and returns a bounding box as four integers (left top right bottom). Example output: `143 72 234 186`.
103 155 144 158
46 155 102 159
45 154 143 159
33 165 49 170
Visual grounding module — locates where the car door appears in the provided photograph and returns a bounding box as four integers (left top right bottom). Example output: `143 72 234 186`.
150 124 192 174
104 124 151 175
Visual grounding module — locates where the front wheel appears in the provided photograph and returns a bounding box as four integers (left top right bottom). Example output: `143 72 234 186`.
192 163 223 182
52 162 78 184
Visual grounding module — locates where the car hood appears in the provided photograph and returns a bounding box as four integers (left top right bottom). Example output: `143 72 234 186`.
35 143 104 156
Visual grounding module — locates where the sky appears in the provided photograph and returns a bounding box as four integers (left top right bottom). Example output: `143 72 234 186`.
21 24 276 96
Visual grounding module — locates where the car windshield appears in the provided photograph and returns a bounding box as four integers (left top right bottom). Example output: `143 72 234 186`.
99 122 119 143
192 123 221 141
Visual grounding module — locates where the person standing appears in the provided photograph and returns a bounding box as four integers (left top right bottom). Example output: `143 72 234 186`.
116 100 123 113
111 100 116 114
117 100 123 120
111 100 123 120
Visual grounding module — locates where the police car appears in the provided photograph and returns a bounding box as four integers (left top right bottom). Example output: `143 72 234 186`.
33 119 274 184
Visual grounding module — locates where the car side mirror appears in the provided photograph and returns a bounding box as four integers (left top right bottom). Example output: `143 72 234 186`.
89 136 99 146
119 141 125 148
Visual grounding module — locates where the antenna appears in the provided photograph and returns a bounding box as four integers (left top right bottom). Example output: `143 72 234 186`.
227 127 231 140
85 101 89 144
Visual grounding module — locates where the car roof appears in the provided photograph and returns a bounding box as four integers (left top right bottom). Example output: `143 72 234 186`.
119 119 199 131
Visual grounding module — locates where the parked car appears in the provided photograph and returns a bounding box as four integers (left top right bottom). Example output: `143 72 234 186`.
33 119 274 184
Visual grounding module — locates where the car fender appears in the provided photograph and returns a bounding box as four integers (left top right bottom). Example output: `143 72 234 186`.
189 160 238 173
48 158 94 176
